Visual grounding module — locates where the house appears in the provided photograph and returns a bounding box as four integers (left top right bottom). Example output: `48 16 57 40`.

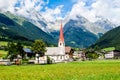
65 46 74 58
45 47 69 63
23 48 35 58
113 50 120 59
35 22 71 64
73 50 86 61
0 59 10 65
105 50 120 59
105 51 114 59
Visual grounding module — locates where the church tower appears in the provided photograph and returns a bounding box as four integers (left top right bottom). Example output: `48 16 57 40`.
58 22 65 48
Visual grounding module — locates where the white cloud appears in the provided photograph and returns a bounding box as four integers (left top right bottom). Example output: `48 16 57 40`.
40 5 64 30
0 0 120 26
14 0 48 16
0 0 17 12
18 0 47 11
41 5 64 22
69 0 120 25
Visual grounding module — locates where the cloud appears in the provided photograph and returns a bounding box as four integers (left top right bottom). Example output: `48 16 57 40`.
0 0 17 12
14 0 49 16
0 0 49 17
40 5 64 30
0 0 120 25
69 0 120 25
17 0 48 11
41 5 64 22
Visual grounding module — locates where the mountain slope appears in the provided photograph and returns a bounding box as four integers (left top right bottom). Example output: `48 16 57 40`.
95 18 116 31
64 19 98 48
0 13 55 44
64 15 106 35
92 26 120 50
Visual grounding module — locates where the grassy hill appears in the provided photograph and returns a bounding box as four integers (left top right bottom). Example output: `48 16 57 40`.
92 26 120 50
0 13 55 45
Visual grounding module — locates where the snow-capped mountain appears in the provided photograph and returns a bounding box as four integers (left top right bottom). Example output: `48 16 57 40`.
14 8 49 32
94 18 116 31
64 15 106 35
2 9 116 47
63 19 98 48
50 15 116 47
13 8 116 35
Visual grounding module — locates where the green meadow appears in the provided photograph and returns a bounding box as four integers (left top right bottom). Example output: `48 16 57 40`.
0 60 120 80
0 41 8 46
0 50 8 58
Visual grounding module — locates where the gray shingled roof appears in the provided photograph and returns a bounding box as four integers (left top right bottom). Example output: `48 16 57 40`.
45 47 65 56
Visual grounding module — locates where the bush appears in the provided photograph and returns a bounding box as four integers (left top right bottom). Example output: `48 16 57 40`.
47 56 52 64
86 53 99 59
22 59 29 64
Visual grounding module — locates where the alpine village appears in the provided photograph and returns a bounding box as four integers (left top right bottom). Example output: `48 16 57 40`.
0 0 120 80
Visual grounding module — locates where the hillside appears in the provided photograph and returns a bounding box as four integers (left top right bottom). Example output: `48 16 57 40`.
64 19 98 48
92 26 120 50
0 13 55 44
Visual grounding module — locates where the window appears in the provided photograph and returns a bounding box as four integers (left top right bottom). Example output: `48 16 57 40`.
61 56 62 59
60 43 62 45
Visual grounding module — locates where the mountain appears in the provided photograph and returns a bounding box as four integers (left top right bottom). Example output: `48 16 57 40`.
95 18 116 31
64 19 98 48
0 13 55 44
50 18 98 48
0 11 116 48
50 15 115 48
92 26 120 50
65 15 107 35
23 10 49 32
14 8 49 32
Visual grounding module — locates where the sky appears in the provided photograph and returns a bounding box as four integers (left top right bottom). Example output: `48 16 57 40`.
0 0 120 25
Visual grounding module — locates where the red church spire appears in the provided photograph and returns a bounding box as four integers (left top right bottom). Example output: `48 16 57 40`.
59 21 64 43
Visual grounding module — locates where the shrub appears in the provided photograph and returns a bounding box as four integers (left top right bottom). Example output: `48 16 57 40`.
47 56 52 64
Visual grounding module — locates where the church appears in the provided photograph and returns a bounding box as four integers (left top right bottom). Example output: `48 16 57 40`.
36 22 71 64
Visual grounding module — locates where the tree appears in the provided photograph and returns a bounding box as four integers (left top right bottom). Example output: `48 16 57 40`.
32 40 46 63
7 42 24 61
94 45 100 51
7 42 17 61
85 48 99 60
16 42 24 59
86 52 99 59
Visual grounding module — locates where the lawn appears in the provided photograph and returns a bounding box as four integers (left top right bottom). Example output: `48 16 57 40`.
0 50 8 58
0 60 120 80
103 47 115 51
0 41 8 46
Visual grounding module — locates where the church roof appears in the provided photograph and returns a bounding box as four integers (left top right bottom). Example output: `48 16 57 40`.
45 47 65 56
59 22 64 42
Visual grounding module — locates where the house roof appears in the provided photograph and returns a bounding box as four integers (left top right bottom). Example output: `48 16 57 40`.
45 47 65 56
73 51 83 54
59 22 64 43
23 48 32 53
65 46 71 53
114 50 120 52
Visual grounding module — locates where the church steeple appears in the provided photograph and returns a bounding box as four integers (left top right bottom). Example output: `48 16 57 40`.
58 21 65 47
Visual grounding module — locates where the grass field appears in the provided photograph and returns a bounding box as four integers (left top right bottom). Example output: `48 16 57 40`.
103 47 115 51
0 41 8 46
0 50 8 58
0 60 120 80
